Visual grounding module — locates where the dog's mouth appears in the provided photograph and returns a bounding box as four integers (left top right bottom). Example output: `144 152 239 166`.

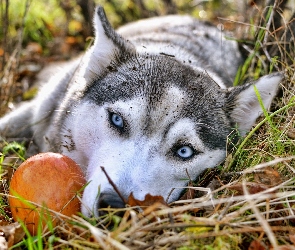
95 167 171 216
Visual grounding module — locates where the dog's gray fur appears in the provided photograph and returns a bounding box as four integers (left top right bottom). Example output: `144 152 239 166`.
0 6 282 217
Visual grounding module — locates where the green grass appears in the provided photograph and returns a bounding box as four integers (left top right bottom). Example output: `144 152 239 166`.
226 100 295 172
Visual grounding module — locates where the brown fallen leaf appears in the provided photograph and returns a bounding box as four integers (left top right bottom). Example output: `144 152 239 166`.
248 240 266 250
254 166 282 186
0 222 25 248
127 193 169 218
287 128 295 139
127 192 167 207
228 182 270 195
179 181 196 200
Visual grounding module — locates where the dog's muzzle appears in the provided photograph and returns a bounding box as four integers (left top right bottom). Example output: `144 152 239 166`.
98 192 126 210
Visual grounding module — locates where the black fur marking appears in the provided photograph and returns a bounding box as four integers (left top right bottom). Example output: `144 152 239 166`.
159 52 175 57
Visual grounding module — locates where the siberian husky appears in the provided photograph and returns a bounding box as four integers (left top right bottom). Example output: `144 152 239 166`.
0 6 282 217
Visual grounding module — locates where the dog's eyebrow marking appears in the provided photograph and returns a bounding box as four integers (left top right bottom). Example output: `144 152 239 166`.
162 121 175 141
159 52 175 57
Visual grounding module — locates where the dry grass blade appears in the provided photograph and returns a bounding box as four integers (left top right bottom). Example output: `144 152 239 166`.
74 216 130 250
242 180 278 248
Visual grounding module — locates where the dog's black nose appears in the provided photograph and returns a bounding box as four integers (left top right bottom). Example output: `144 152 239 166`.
98 192 126 209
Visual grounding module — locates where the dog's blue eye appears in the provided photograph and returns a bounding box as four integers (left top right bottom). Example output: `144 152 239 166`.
177 146 194 159
111 113 123 128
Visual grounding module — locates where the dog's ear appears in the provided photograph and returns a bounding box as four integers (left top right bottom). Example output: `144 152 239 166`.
83 6 135 81
226 73 283 135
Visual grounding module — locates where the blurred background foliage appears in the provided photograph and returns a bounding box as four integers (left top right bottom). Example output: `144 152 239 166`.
0 0 294 61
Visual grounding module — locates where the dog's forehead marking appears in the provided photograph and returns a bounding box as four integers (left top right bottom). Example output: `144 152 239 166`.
164 117 206 150
148 85 185 126
108 85 191 139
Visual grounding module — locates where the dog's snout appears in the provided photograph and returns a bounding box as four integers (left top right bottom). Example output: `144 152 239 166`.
98 192 126 209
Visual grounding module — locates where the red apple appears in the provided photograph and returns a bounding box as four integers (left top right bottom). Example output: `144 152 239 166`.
9 152 86 235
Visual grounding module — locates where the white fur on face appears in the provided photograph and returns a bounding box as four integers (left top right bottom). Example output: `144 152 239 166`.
63 86 226 217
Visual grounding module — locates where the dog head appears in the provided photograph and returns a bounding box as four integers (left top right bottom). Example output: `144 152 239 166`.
61 7 282 217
